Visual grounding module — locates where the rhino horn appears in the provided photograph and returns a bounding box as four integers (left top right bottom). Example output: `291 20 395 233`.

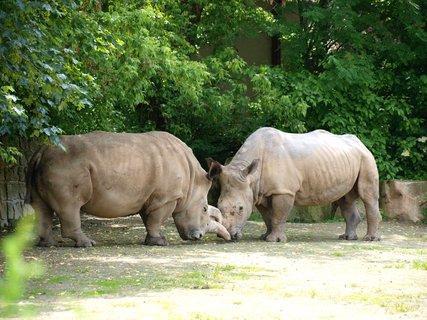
207 205 230 240
207 219 231 241
208 205 222 224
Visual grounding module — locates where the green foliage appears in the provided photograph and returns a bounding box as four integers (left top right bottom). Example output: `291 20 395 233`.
278 0 427 179
0 215 44 317
0 1 95 153
0 0 425 179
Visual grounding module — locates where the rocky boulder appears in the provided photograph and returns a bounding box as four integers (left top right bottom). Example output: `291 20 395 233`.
380 180 427 223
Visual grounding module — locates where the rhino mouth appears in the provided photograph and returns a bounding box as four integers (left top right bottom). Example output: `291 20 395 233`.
229 227 242 240
179 229 204 241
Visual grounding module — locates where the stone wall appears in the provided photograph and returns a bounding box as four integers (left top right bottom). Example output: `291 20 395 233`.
0 139 39 227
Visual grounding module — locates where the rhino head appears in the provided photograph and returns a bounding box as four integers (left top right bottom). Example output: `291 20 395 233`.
207 158 259 240
172 173 230 241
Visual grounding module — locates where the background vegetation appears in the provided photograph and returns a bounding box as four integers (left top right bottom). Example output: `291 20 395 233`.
1 0 426 179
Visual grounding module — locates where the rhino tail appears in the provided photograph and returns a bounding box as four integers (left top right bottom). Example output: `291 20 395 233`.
23 146 47 215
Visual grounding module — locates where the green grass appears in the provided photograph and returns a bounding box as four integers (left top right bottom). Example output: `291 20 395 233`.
331 251 345 257
412 260 427 270
384 263 406 269
350 245 382 251
248 212 263 222
343 292 420 314
32 264 266 298
47 276 70 284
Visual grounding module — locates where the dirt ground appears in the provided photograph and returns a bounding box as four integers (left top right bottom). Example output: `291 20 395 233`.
1 215 427 320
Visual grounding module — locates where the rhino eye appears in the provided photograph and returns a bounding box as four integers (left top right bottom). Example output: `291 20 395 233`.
239 206 243 211
203 206 207 213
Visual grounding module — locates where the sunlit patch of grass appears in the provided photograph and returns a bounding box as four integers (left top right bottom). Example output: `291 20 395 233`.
399 249 427 255
343 292 420 314
188 312 222 320
412 260 427 270
310 288 318 298
331 251 344 257
384 263 406 269
350 245 382 251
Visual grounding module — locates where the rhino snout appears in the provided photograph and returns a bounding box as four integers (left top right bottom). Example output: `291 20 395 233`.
188 229 204 240
230 227 242 240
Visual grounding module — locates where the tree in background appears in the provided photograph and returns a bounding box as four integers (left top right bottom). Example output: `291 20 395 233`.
276 0 427 179
1 0 425 179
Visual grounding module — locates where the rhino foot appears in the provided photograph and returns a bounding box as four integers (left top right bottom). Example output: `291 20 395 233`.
145 235 169 246
338 233 358 240
363 234 381 241
265 233 287 242
74 237 96 247
260 232 269 240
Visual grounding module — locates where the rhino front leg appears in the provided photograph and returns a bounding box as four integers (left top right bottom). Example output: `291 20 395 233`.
256 205 272 240
142 202 175 246
265 194 294 242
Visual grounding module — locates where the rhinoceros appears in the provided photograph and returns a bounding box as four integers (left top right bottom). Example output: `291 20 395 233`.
24 131 230 247
207 127 381 242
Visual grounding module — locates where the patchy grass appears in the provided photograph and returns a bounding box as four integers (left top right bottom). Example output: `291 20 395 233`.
331 251 345 257
2 218 427 319
412 260 427 270
384 263 406 269
343 292 421 314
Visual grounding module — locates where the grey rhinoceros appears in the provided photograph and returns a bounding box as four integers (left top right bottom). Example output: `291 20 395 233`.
24 131 230 247
207 127 381 242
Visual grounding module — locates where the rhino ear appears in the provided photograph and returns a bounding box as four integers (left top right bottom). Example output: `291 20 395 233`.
242 159 259 177
206 158 223 180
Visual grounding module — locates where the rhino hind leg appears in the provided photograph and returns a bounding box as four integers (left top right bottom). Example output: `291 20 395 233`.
31 197 59 247
337 190 361 241
57 207 96 247
358 157 382 241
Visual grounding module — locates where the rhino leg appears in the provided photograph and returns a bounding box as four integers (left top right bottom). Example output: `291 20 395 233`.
256 205 272 240
264 194 294 242
32 196 58 247
339 205 361 241
141 202 175 246
58 208 96 247
361 202 381 241
358 158 382 241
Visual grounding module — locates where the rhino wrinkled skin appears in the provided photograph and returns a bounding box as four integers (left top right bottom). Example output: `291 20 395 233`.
208 127 382 242
25 131 229 247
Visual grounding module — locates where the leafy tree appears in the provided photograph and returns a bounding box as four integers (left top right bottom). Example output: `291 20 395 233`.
0 1 95 157
1 0 425 180
276 0 427 179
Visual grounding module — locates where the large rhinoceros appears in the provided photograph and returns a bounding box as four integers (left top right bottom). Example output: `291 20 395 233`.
24 131 230 247
207 127 381 242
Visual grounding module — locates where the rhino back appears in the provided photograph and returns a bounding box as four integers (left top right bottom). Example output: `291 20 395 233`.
35 131 203 217
234 128 374 206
